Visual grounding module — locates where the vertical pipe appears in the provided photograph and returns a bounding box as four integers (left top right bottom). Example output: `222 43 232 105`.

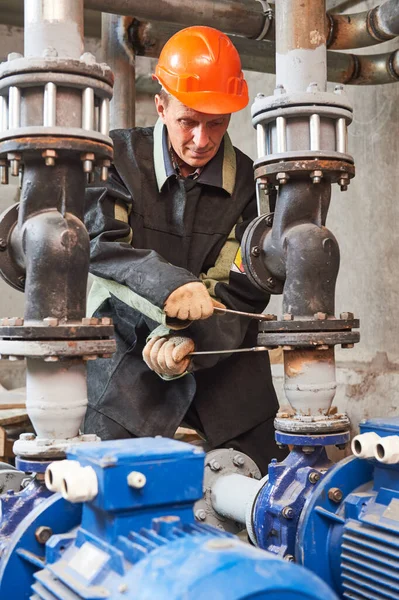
102 13 135 129
0 96 7 131
275 0 327 93
8 87 21 129
310 114 321 151
43 82 57 127
336 118 347 154
24 0 84 58
100 98 110 135
82 88 95 130
256 123 267 158
276 116 287 153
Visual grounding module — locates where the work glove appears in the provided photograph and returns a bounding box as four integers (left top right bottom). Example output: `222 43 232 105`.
164 282 224 321
143 335 195 377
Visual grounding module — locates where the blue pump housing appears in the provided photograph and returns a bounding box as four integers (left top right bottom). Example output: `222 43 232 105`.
0 436 338 600
252 417 399 600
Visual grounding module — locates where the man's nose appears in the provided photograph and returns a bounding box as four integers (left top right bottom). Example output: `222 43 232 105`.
193 125 210 149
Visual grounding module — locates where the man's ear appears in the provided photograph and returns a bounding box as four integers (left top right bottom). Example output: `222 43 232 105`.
155 94 166 122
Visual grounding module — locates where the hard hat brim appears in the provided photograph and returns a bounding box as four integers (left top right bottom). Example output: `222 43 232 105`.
163 86 249 115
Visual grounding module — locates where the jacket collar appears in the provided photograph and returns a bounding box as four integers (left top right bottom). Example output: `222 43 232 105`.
153 118 236 196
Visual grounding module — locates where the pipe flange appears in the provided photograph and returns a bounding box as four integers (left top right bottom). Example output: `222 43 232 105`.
254 159 355 186
275 414 351 435
257 330 359 349
241 213 284 294
259 316 359 333
13 433 100 460
193 448 261 534
0 55 114 86
251 90 353 119
0 318 114 340
0 338 116 360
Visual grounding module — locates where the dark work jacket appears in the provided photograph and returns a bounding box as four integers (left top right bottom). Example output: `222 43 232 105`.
83 122 279 445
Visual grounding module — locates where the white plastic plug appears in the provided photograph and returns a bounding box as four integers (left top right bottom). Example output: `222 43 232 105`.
374 435 399 465
351 432 381 459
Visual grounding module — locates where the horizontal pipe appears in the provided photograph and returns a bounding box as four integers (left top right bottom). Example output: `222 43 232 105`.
131 20 399 86
327 0 398 50
211 474 262 524
85 0 398 50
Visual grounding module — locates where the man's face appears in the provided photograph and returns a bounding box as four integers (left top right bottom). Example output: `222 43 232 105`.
155 94 231 168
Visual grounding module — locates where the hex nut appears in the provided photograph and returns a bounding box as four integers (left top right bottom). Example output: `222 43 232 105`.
282 506 294 519
43 317 59 327
35 526 53 544
195 509 206 521
314 312 327 320
233 454 245 467
328 487 343 503
340 312 354 321
209 459 221 472
308 471 321 484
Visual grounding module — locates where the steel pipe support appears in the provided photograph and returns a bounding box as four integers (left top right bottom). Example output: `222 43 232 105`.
25 0 84 58
102 14 136 130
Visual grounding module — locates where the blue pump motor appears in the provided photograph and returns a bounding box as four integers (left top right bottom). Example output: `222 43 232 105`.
251 417 399 600
0 436 338 600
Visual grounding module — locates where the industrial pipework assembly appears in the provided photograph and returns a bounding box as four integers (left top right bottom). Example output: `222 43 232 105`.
0 0 116 466
241 0 359 447
0 0 398 599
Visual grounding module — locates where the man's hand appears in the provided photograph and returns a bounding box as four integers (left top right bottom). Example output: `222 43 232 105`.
143 336 195 377
164 282 224 321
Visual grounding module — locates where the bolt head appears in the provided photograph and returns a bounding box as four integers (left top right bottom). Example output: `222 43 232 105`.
266 276 276 288
282 506 294 519
35 526 53 544
195 509 206 521
20 432 35 441
82 317 99 326
334 84 344 94
340 312 354 321
302 446 315 454
274 84 286 96
314 312 327 321
80 52 97 65
209 459 221 472
7 52 23 61
101 317 113 326
42 47 58 58
328 487 343 503
127 471 147 489
309 471 321 484
276 172 289 185
283 313 294 321
0 238 6 250
251 246 260 257
43 317 59 327
233 454 245 467
284 554 295 562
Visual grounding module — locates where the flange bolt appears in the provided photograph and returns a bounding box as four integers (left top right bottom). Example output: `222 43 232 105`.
328 487 343 503
35 526 53 544
282 506 294 519
309 471 321 484
209 459 221 472
195 509 206 521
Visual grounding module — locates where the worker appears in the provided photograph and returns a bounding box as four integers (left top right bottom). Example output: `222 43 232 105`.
84 25 287 474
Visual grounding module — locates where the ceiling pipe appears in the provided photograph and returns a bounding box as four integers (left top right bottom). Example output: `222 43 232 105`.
328 0 399 50
102 14 136 129
130 19 399 86
85 0 399 50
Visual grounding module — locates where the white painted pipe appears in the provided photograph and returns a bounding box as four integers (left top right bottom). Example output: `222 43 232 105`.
374 435 399 464
211 474 263 525
351 432 381 459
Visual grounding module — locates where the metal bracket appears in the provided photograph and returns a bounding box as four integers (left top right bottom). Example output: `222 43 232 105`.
253 0 273 41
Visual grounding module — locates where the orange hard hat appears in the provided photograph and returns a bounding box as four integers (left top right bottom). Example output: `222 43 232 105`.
154 26 249 115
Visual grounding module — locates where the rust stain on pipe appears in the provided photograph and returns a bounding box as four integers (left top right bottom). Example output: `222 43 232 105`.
277 0 326 53
284 348 334 379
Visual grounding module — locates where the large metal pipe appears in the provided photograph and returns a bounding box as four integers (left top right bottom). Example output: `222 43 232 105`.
25 0 84 58
328 0 399 50
102 14 136 129
86 0 271 40
131 20 399 87
85 0 399 50
275 0 327 92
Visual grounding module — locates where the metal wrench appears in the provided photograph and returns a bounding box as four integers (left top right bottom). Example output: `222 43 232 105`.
213 307 276 321
189 307 275 356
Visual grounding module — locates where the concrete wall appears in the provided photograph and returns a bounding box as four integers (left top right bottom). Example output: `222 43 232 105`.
0 12 398 439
